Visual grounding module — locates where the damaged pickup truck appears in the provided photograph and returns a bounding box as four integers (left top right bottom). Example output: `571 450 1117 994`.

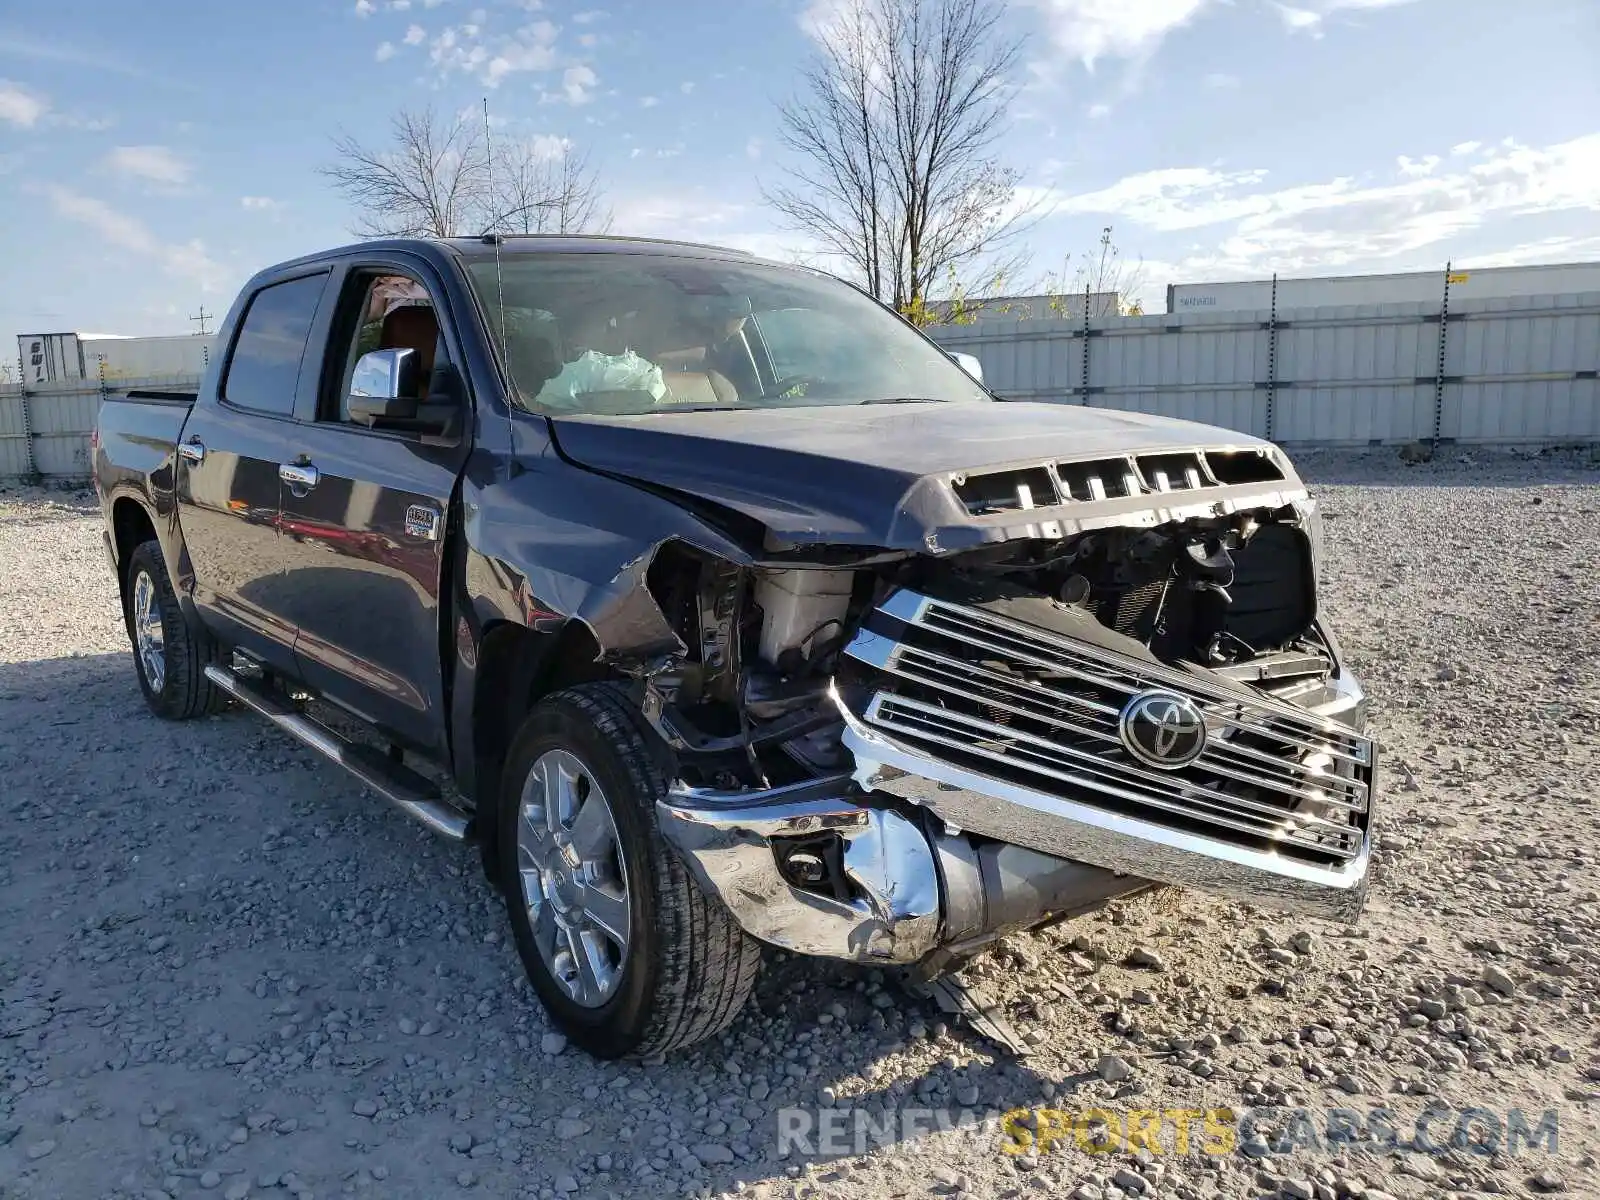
92 236 1378 1058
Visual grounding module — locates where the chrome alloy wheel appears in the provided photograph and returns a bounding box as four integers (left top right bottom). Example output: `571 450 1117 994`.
516 749 631 1008
131 570 166 693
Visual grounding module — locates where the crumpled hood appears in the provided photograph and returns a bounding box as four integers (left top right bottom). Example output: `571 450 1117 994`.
548 402 1300 551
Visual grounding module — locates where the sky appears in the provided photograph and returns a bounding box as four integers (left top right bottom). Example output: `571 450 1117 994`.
0 0 1596 339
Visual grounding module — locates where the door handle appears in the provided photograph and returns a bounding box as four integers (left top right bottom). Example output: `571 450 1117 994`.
279 462 320 490
178 438 205 464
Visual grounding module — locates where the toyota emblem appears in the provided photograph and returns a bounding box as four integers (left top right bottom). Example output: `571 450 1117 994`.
1118 689 1207 769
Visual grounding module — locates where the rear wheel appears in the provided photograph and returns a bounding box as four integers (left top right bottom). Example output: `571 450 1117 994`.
123 540 223 720
498 682 761 1059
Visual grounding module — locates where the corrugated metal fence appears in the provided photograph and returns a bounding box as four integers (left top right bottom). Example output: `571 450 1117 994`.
4 288 1598 479
929 290 1600 446
1 372 202 480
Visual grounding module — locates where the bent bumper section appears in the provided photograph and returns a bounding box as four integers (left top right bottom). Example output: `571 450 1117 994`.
656 775 1153 965
657 592 1379 965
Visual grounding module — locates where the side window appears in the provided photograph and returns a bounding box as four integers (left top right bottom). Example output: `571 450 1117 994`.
222 274 327 415
326 272 446 424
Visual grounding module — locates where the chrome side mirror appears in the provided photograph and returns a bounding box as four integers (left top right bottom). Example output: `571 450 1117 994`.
351 347 418 401
951 351 984 385
348 348 420 424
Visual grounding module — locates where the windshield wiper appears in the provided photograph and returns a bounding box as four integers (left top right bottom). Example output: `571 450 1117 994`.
856 396 950 406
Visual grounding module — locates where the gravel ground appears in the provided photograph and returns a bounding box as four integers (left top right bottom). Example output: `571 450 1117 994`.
1 448 1597 1200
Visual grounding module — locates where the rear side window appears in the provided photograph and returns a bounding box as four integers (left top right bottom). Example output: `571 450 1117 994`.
223 274 328 415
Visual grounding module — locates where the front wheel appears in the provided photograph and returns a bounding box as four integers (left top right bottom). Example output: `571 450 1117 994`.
123 539 223 720
498 682 761 1059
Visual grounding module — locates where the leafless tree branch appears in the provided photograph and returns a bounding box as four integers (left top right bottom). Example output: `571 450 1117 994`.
321 107 610 239
765 0 1032 319
489 140 612 235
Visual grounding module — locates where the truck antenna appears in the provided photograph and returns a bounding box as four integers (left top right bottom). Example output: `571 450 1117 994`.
482 96 519 475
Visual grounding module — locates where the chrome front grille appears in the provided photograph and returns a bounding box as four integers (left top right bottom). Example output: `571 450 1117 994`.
843 590 1374 867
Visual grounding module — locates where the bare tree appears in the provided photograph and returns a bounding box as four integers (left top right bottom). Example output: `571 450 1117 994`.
323 107 610 238
1043 225 1149 317
767 0 1029 320
322 108 491 238
490 139 612 235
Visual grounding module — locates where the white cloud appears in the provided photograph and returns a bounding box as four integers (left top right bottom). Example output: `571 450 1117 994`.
49 111 114 131
404 23 426 44
1454 235 1600 269
612 191 824 263
1012 0 1419 66
1087 102 1112 119
375 40 397 61
389 0 411 9
680 81 694 94
106 145 192 186
1276 5 1322 31
0 79 47 127
1014 0 1211 67
798 0 851 41
1278 0 1423 34
240 196 281 210
558 63 597 105
1052 134 1600 279
640 95 658 108
527 133 569 159
1203 72 1239 89
354 0 375 14
612 192 748 234
434 18 560 87
44 184 227 292
745 136 762 161
571 9 605 22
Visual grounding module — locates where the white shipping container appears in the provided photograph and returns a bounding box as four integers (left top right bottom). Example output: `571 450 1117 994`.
81 334 215 380
1166 260 1600 314
16 333 85 383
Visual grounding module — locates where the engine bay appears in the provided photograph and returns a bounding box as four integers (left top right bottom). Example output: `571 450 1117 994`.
643 503 1329 791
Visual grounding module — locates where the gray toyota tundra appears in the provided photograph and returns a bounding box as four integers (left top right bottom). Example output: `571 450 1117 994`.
92 235 1378 1059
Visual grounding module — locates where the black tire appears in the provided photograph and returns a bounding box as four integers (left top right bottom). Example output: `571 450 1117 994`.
498 682 762 1059
123 539 224 720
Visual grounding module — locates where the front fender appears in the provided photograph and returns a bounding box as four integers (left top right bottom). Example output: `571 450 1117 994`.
446 444 755 802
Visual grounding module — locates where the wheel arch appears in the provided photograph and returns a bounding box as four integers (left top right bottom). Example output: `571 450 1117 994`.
110 495 160 591
468 617 619 846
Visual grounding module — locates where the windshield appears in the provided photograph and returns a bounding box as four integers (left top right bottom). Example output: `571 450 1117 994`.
462 251 991 415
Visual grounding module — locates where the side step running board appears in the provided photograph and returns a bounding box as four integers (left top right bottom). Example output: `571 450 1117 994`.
203 664 470 841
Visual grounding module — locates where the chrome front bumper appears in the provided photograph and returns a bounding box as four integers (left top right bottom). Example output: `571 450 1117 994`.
657 774 1152 964
657 595 1377 964
656 775 943 962
839 680 1372 926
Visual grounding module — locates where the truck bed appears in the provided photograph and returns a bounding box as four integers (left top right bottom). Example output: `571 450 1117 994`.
93 391 195 514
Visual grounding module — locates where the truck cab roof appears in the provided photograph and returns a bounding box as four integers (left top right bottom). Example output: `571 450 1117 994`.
263 234 764 279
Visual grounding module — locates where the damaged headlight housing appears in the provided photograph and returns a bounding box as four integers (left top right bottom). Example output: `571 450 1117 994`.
1292 495 1325 587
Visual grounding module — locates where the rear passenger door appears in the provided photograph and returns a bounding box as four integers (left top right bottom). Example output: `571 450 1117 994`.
275 258 473 753
178 270 331 673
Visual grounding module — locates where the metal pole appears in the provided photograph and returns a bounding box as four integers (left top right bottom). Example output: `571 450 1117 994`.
1080 283 1092 404
1433 261 1452 445
1264 273 1278 442
16 350 36 478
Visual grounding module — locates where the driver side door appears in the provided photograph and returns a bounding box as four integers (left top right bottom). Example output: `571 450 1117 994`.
275 258 473 753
